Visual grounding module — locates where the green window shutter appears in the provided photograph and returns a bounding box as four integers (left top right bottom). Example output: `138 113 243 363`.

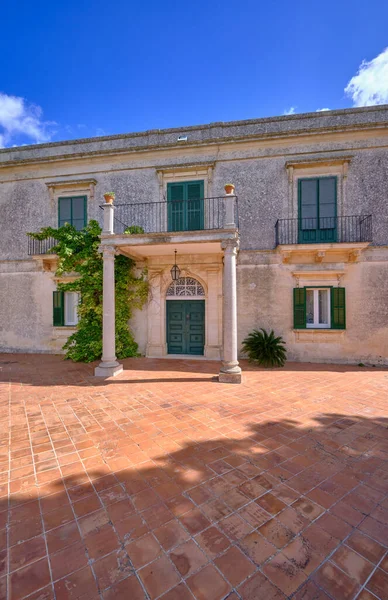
53 291 64 326
187 181 203 200
293 288 306 329
72 196 87 230
186 181 204 231
331 287 346 329
167 183 185 232
58 197 71 228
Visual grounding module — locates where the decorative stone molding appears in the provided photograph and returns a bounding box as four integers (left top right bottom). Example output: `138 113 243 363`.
156 163 215 199
292 270 345 288
286 156 352 170
99 245 117 259
314 251 326 263
286 156 352 219
294 329 345 343
46 178 97 202
221 238 240 254
278 242 369 265
348 249 362 262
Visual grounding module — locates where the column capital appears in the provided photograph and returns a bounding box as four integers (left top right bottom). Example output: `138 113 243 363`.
221 238 240 253
99 245 117 258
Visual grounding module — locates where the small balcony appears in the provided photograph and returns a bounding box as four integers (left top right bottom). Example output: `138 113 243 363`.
28 236 58 256
112 196 238 234
275 215 373 264
275 215 372 246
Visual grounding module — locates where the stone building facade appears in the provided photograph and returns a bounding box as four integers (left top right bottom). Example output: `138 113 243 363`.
0 105 387 369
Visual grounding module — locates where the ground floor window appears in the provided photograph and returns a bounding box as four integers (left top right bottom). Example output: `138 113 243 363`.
53 291 79 326
306 288 330 328
294 287 346 330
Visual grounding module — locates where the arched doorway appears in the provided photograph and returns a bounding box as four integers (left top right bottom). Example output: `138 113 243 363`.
166 277 205 355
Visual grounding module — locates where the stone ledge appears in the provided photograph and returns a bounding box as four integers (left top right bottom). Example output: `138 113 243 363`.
294 329 345 343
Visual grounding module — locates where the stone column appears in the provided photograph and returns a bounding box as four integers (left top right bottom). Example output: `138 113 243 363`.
95 199 123 377
219 238 242 383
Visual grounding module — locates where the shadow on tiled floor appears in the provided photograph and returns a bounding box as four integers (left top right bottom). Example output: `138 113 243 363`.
0 355 388 600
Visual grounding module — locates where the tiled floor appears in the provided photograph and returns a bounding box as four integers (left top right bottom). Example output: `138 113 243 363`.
0 355 388 600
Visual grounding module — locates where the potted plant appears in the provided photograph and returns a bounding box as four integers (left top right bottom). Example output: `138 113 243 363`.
224 183 235 195
103 192 115 204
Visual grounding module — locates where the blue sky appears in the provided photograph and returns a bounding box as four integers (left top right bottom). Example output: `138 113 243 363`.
1 0 388 147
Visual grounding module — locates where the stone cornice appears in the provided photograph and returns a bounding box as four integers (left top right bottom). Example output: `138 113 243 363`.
45 178 97 187
285 156 353 168
156 162 215 173
1 105 388 169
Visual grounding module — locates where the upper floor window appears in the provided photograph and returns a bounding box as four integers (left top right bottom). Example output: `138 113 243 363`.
167 181 204 232
298 177 337 243
58 196 87 230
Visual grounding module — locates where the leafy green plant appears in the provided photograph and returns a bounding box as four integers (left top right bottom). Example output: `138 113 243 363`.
124 225 145 234
28 220 148 362
242 328 287 368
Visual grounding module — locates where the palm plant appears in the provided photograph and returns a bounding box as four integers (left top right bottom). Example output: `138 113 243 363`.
242 328 287 368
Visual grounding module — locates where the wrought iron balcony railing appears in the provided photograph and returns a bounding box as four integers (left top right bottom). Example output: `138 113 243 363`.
27 197 238 254
111 196 238 234
275 215 372 246
28 236 58 255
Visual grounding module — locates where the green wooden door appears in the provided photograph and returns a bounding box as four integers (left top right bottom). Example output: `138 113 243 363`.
167 181 204 231
166 300 205 355
298 177 337 243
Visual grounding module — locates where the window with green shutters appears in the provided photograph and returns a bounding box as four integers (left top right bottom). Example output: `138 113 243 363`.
298 177 337 243
293 287 346 329
53 291 79 326
58 196 87 230
167 181 204 231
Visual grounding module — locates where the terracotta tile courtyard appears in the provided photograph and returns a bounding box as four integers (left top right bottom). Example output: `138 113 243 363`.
0 355 388 600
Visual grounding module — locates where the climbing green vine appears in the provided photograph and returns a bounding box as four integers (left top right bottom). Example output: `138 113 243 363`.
28 220 148 362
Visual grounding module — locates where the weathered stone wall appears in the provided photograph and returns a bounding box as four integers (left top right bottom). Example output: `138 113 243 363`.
1 106 387 362
237 248 388 365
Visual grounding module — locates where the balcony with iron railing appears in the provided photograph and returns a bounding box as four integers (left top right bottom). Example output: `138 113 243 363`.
275 215 372 246
27 196 239 255
28 236 58 256
111 196 238 235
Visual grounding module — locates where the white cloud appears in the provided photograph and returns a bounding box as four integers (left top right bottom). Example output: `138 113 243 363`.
316 108 330 112
0 92 55 148
283 106 296 115
95 127 107 136
345 48 388 107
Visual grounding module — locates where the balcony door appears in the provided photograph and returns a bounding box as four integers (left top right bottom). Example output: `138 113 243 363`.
167 181 204 232
298 177 337 243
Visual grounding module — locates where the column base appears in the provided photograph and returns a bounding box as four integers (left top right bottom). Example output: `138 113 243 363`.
218 371 242 384
94 362 123 377
218 362 242 384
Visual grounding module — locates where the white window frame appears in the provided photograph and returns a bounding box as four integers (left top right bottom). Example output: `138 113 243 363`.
64 292 80 326
306 287 331 329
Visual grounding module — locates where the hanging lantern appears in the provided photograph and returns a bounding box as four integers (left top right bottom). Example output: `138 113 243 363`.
170 250 181 281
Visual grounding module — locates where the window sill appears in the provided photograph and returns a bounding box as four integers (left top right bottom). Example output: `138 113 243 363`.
293 329 345 343
53 326 77 331
294 328 345 332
